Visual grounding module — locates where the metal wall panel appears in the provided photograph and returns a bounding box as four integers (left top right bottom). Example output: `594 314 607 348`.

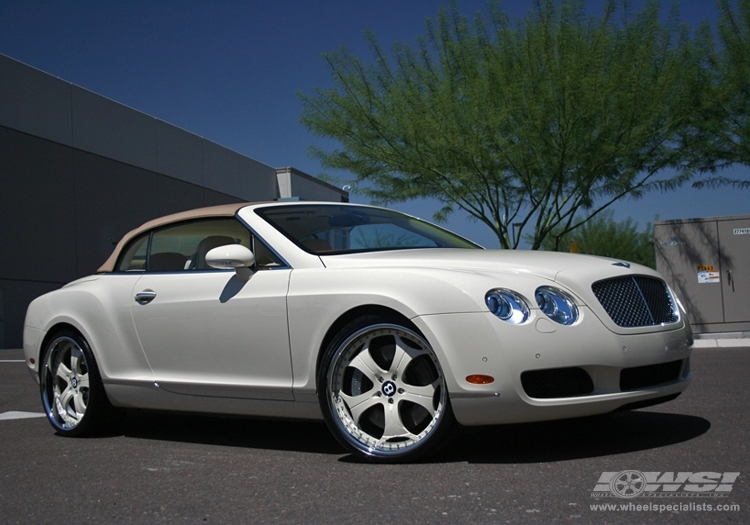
202 140 241 197
156 174 207 216
0 126 77 283
656 214 750 333
719 218 750 323
239 155 277 202
73 150 160 275
655 219 724 325
156 120 204 186
0 279 62 350
0 55 73 146
71 86 158 173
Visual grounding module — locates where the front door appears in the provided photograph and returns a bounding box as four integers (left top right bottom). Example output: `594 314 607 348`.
130 269 293 400
119 216 294 401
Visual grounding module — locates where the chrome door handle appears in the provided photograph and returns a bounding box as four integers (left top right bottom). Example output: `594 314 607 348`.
134 290 157 304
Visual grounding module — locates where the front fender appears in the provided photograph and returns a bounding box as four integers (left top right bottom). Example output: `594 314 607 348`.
285 266 554 397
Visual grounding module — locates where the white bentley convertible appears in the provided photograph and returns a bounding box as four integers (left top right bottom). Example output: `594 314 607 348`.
23 202 693 461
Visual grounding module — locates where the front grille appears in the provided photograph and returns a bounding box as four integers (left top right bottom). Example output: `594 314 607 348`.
592 276 678 327
521 367 594 399
620 360 683 391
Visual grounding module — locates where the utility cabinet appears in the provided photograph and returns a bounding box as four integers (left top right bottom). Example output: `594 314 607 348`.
654 214 750 334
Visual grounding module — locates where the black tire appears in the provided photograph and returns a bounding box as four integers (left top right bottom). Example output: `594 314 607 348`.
318 316 455 462
40 330 119 436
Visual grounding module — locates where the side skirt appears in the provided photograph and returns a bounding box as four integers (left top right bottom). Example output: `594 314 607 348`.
104 381 323 420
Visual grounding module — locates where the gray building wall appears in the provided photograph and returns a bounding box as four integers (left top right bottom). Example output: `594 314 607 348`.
0 54 347 348
275 166 349 202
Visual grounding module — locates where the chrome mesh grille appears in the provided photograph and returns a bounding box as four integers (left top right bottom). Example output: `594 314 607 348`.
591 276 678 327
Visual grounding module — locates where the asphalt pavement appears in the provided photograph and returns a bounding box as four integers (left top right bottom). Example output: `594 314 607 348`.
0 345 747 525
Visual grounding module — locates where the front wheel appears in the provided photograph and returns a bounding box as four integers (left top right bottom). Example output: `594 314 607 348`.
40 330 118 436
319 317 454 462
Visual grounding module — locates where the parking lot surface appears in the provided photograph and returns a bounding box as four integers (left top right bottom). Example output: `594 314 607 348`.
1 347 747 524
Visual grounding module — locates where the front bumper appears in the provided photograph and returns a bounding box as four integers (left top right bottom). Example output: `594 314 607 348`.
413 308 692 426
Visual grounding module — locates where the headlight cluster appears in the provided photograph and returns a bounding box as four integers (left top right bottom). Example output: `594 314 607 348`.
485 289 529 324
485 286 580 325
534 286 579 325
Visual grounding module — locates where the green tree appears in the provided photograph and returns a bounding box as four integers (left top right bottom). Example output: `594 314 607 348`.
690 0 750 189
538 210 656 268
300 0 702 249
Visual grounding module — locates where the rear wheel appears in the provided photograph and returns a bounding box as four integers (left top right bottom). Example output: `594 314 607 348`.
40 330 117 436
319 316 454 462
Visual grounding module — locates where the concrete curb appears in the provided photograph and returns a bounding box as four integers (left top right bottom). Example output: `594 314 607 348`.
693 331 750 348
693 339 749 348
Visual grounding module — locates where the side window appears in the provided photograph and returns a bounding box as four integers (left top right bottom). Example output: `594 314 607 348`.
115 217 284 272
150 218 251 271
253 237 284 268
117 233 149 272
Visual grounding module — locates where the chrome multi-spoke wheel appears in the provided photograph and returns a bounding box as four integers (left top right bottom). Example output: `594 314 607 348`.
320 318 453 462
40 330 115 436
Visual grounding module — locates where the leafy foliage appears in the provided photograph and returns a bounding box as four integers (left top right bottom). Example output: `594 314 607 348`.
690 0 750 189
300 0 701 249
538 210 656 268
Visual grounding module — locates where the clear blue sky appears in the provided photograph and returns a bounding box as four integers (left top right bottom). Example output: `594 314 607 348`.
1 1 747 248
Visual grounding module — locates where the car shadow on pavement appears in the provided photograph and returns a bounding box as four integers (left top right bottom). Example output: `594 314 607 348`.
431 410 710 464
116 408 709 463
119 410 345 455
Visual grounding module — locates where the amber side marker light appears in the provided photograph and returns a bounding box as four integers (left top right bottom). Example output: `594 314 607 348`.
466 374 494 385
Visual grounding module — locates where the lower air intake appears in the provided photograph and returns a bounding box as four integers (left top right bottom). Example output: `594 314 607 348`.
521 367 594 399
620 360 683 391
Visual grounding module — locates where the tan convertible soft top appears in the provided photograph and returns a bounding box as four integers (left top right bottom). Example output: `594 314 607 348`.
97 202 252 273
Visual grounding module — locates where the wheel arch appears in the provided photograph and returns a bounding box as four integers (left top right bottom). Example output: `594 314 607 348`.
315 304 419 390
37 322 92 376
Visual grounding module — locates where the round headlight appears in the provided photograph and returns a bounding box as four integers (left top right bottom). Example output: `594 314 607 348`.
535 286 579 325
485 289 529 324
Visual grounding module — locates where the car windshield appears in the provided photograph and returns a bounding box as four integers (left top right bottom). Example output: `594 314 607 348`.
255 204 482 254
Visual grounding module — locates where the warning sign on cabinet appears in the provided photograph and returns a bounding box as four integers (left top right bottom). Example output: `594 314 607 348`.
697 265 720 284
698 271 720 283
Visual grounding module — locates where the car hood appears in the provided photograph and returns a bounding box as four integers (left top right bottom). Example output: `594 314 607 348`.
320 249 661 290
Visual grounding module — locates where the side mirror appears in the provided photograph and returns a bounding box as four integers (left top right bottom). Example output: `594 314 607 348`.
205 244 256 281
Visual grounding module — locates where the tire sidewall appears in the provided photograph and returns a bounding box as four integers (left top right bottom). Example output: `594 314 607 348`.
318 315 454 462
40 329 111 437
